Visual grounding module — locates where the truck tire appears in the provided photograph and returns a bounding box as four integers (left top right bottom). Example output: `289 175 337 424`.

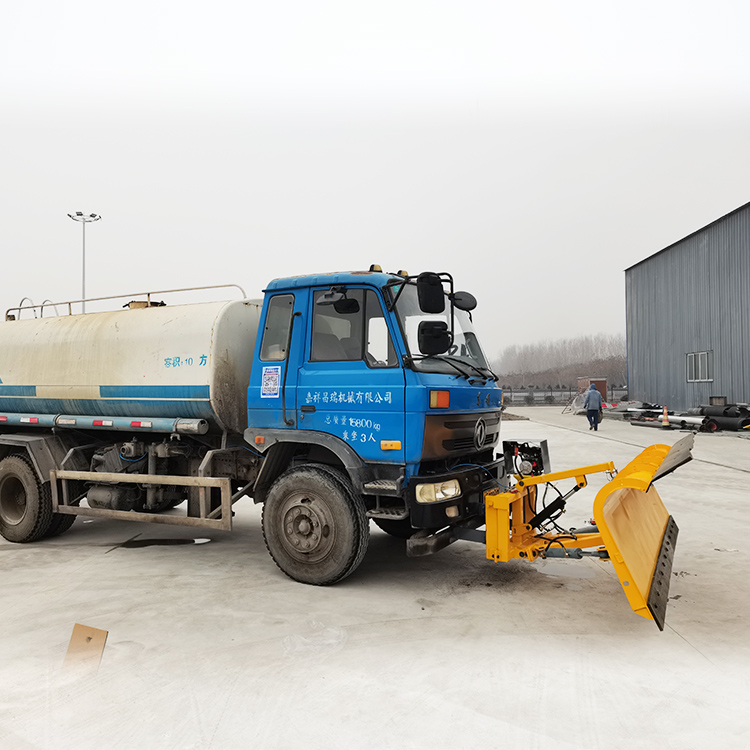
0 455 54 542
262 465 369 585
372 517 414 539
44 514 77 539
44 479 87 538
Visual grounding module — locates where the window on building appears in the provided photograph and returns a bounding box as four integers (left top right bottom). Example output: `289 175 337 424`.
686 350 713 382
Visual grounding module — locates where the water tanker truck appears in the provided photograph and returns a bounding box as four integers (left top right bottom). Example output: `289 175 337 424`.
0 269 692 629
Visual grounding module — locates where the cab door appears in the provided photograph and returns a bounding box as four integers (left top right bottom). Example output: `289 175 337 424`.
296 287 406 463
247 291 304 429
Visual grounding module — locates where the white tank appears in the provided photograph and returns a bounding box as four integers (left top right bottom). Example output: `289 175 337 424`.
0 300 262 433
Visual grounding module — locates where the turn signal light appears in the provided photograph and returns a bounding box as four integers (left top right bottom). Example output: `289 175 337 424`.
430 390 450 408
380 440 401 451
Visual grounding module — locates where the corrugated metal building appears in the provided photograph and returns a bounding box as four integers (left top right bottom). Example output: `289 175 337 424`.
625 202 750 411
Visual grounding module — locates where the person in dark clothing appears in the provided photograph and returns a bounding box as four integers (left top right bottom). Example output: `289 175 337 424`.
583 383 603 431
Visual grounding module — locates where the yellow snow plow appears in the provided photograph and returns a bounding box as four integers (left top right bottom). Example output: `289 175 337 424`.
484 434 693 630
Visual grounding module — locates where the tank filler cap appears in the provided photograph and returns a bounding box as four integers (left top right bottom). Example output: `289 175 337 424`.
124 300 167 309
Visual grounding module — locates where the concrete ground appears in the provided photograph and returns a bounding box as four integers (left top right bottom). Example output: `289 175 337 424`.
1 407 748 749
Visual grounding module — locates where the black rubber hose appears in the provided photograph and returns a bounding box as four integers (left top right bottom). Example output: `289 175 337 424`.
707 416 750 431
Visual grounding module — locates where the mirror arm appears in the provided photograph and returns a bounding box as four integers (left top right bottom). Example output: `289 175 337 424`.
384 277 411 312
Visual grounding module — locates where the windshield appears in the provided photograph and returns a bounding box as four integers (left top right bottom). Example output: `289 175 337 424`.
389 282 494 378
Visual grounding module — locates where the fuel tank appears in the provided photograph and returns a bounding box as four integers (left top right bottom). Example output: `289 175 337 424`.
0 300 262 433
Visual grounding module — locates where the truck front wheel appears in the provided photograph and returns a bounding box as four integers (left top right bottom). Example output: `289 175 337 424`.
372 517 415 539
0 456 54 542
262 465 369 585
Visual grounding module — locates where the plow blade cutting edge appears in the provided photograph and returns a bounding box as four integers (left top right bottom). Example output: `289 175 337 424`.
592 434 693 630
484 434 694 630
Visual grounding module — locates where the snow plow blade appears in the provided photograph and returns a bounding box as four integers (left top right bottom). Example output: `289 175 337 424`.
483 434 693 630
592 434 693 630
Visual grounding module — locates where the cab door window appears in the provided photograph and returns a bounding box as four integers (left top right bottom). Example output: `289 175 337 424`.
311 289 397 367
365 293 398 367
260 294 294 361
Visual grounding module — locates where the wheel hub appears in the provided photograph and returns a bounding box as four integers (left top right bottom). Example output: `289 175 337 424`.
280 494 334 562
0 476 27 525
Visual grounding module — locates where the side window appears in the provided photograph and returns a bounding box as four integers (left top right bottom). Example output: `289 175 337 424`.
311 289 363 361
260 294 294 361
311 289 397 367
365 291 398 368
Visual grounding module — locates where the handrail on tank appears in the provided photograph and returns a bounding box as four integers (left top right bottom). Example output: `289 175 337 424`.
13 297 37 320
4 284 248 321
40 300 62 318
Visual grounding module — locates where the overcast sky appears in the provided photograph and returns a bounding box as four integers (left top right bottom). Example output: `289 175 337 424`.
2 1 750 358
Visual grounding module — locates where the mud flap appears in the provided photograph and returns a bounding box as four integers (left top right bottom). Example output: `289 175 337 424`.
593 435 692 629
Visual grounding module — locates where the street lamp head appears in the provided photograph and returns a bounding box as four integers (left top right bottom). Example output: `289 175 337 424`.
68 212 101 223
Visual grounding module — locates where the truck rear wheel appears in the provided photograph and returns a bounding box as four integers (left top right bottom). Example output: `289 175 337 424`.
262 465 369 585
44 514 77 538
43 479 86 538
0 456 54 542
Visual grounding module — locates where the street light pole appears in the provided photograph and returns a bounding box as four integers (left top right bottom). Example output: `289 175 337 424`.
67 212 101 312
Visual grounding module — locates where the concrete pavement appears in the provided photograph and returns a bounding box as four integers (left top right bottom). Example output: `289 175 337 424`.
1 407 748 749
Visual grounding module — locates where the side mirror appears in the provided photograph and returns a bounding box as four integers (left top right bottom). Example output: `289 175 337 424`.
416 272 445 314
333 298 360 314
451 291 477 312
316 289 360 314
418 320 451 355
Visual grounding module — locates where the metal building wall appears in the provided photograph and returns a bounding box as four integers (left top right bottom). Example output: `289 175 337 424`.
626 202 750 411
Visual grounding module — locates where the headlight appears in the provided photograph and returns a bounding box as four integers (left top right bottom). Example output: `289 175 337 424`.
415 479 461 503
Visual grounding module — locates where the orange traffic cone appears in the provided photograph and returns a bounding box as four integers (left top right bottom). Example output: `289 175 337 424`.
662 406 669 427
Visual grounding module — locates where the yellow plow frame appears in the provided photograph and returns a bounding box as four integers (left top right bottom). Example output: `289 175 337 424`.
484 434 693 630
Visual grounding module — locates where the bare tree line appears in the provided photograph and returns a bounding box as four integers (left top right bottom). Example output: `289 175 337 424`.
491 333 627 388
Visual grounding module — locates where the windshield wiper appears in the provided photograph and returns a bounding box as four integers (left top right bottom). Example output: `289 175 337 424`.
477 364 500 382
439 356 499 383
407 354 474 380
408 354 498 383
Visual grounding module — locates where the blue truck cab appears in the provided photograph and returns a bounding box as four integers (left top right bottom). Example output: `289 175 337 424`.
244 268 504 575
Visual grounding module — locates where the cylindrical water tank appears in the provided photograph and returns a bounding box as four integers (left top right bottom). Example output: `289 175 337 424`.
0 300 262 433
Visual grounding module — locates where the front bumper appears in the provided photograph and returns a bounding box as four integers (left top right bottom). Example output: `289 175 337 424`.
404 458 504 529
